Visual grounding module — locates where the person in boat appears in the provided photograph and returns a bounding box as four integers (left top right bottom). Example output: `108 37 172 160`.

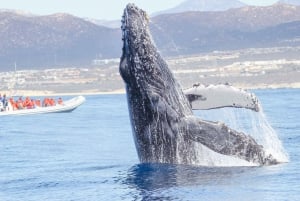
26 97 35 109
43 97 55 107
24 97 36 109
16 97 24 109
0 94 8 111
0 94 3 111
43 98 50 107
1 94 8 110
57 97 63 105
49 98 56 106
35 99 41 107
23 97 30 109
9 97 18 110
30 99 36 109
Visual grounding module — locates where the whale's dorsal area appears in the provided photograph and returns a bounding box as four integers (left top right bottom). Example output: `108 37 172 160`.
119 3 278 166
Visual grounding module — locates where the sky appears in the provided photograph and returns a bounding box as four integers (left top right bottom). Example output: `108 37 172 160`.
0 0 279 20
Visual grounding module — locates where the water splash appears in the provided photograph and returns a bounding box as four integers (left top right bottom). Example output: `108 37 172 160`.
194 107 289 164
249 107 289 163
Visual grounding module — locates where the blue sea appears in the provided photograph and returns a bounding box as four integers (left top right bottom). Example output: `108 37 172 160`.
0 89 299 201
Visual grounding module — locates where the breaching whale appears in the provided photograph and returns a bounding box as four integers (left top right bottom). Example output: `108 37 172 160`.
119 4 278 166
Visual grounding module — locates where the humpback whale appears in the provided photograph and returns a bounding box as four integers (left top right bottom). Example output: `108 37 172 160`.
119 4 278 166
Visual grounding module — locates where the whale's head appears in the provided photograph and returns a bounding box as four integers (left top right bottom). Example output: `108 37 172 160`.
119 4 153 87
119 4 165 97
119 4 191 115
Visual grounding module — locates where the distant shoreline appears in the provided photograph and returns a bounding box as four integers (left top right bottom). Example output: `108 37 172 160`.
7 82 300 97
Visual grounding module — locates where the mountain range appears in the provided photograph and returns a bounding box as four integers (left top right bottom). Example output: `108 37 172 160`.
150 3 300 55
0 12 121 70
0 2 300 70
152 0 246 16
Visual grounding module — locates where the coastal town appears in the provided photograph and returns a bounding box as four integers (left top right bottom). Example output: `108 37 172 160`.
0 47 299 96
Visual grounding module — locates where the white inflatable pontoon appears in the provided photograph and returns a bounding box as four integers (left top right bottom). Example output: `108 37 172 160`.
0 96 85 116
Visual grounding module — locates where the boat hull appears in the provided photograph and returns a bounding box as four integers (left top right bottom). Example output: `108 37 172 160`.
0 96 85 116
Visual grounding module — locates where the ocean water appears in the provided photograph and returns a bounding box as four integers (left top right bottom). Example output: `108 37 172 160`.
0 88 299 201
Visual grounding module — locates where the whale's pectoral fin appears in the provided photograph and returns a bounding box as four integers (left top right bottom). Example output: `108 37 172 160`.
183 116 277 165
184 84 260 112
